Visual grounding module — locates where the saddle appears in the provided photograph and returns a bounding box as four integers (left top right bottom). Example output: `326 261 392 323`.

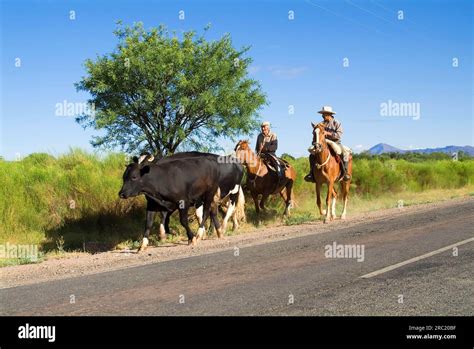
260 153 288 176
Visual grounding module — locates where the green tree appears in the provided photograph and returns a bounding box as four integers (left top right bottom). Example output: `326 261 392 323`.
76 22 267 156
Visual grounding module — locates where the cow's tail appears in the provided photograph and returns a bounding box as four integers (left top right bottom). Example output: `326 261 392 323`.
235 185 247 223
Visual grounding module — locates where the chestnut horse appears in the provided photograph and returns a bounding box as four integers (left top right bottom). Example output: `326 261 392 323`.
310 123 352 223
235 140 296 216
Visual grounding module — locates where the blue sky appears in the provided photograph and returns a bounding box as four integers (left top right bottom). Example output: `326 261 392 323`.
1 0 472 159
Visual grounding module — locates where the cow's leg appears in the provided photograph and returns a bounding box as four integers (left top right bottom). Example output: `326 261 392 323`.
235 186 246 226
195 205 204 225
232 210 239 231
164 210 173 235
194 204 206 239
179 207 196 245
196 193 213 241
221 192 238 234
138 210 156 252
158 211 168 241
210 203 223 238
316 181 326 216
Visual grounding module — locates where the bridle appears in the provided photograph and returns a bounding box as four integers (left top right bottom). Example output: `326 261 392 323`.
312 126 331 170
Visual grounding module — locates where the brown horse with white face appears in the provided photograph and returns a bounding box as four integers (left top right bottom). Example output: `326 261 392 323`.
310 123 352 223
234 140 296 216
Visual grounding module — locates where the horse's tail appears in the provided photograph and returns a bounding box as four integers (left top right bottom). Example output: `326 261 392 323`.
234 186 247 223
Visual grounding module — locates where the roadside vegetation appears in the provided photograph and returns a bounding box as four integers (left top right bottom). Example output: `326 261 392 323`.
0 149 472 266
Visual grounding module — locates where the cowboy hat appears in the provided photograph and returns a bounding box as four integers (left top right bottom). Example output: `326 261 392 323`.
317 106 336 115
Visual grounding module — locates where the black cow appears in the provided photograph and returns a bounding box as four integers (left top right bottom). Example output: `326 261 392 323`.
151 151 245 239
119 152 244 251
137 152 245 243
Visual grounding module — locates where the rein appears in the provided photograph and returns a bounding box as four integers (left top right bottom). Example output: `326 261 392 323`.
316 151 331 169
313 128 332 170
249 154 262 187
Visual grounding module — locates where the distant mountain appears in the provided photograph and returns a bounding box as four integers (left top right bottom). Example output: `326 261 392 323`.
415 145 474 156
367 143 474 156
367 143 405 155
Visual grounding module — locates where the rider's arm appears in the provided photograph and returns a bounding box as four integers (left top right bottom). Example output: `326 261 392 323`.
264 139 278 153
327 121 343 141
263 133 278 153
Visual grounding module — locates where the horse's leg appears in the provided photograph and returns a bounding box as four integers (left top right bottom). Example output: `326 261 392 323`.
279 189 288 215
331 187 337 220
259 193 270 211
340 180 350 220
324 181 334 223
282 181 293 216
316 181 326 216
251 190 260 215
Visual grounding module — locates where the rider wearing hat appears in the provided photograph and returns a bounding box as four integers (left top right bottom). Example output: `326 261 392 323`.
304 106 351 182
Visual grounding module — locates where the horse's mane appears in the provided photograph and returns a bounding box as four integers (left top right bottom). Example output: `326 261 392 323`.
235 140 251 151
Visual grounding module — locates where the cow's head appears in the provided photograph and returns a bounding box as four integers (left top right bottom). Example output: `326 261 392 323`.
118 154 153 199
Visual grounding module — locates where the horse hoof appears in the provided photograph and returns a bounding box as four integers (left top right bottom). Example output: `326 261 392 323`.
189 237 197 246
340 215 346 220
138 237 149 252
159 234 167 241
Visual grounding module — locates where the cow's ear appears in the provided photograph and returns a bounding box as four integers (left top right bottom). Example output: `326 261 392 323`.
140 166 150 176
132 156 139 164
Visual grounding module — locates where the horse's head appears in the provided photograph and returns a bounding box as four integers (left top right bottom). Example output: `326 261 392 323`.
234 140 257 166
311 122 327 153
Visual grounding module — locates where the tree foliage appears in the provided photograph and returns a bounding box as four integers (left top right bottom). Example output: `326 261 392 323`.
76 22 267 156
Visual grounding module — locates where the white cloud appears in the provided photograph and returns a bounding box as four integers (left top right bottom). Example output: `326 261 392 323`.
353 144 367 153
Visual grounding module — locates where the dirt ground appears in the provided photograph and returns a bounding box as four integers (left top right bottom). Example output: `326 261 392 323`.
1 196 472 289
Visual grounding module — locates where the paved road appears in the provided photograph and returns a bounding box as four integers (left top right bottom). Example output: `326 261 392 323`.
1 199 473 315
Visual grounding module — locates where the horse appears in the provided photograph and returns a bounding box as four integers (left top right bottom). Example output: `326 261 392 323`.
310 122 352 223
234 140 296 216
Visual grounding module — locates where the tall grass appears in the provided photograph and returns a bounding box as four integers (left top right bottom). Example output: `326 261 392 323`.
0 149 144 250
0 150 472 254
